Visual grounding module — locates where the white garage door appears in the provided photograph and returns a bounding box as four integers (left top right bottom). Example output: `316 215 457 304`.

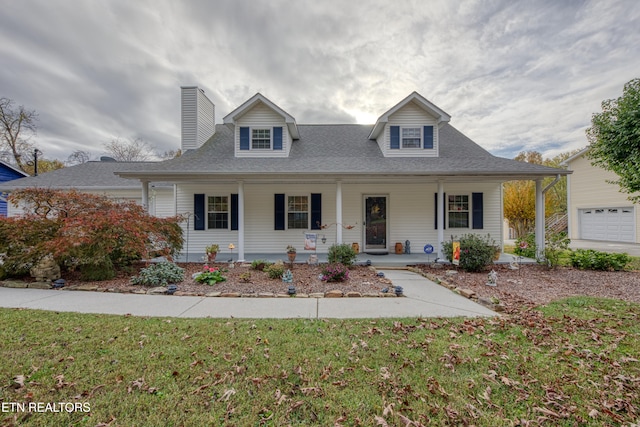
579 207 635 242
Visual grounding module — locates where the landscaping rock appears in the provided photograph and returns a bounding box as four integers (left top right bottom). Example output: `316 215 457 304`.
206 291 222 297
382 293 397 297
309 292 324 298
346 292 362 298
131 289 147 294
27 282 52 289
69 284 100 292
1 281 28 288
325 290 344 298
257 293 274 298
220 292 241 298
29 255 61 282
363 293 381 297
445 270 458 276
147 287 167 295
457 288 476 299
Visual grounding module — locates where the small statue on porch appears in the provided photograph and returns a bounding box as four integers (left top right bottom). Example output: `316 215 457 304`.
486 269 497 287
405 240 411 254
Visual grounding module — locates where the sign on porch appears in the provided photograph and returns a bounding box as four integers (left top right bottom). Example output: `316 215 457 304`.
304 233 317 251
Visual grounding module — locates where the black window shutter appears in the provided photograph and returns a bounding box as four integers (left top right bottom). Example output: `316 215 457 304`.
390 126 400 149
274 194 285 230
311 193 322 230
231 194 239 230
423 126 434 149
194 194 205 230
434 192 446 230
273 126 283 150
472 192 483 229
240 127 250 150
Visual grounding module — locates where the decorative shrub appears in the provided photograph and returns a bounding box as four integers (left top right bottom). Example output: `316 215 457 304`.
0 188 184 277
81 259 116 281
194 265 226 285
514 233 537 258
250 259 272 271
321 263 350 282
441 234 497 272
542 231 570 269
131 262 185 286
264 264 285 280
327 243 357 267
570 249 631 271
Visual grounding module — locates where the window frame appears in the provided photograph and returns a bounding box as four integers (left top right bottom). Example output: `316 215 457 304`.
207 195 230 230
251 127 272 150
287 194 310 230
401 126 422 148
447 194 470 228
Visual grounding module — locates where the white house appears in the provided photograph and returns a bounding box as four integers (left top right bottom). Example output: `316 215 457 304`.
0 160 175 218
116 87 568 260
564 148 639 243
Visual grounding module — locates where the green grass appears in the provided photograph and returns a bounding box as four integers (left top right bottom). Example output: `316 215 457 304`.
1 298 639 426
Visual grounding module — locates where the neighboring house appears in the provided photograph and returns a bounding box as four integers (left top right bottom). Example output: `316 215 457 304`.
0 159 175 218
564 148 639 243
0 160 29 217
115 87 568 260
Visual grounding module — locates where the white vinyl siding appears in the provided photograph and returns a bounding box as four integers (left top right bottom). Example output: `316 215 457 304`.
181 87 215 151
235 103 291 157
378 101 439 157
176 181 502 255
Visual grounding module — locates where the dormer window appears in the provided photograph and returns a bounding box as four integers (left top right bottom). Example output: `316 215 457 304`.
252 128 271 149
390 125 434 150
402 127 421 148
239 126 283 151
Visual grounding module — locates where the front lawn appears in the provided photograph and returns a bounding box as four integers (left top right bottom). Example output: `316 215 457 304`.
1 298 639 426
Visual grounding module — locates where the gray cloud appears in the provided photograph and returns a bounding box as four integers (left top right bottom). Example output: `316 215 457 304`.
1 0 639 162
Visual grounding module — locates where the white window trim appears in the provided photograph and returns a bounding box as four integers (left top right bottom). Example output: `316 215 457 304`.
286 194 310 230
447 194 470 229
251 127 272 150
401 126 423 149
207 194 230 230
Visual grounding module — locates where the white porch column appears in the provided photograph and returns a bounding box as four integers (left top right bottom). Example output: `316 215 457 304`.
141 180 149 212
336 180 343 244
237 181 245 262
437 180 445 259
535 179 545 259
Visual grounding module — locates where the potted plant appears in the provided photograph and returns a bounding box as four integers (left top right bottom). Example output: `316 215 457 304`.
205 244 219 262
286 245 297 263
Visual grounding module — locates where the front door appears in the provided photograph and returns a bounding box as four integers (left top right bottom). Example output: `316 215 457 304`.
364 196 388 252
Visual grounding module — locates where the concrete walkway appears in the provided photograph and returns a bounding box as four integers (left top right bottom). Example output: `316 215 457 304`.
0 270 496 319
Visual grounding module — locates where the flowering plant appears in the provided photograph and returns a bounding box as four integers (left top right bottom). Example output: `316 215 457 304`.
321 263 349 282
194 265 227 285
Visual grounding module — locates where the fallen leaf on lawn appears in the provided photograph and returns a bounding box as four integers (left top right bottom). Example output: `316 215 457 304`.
217 388 236 402
374 415 389 426
12 375 25 389
534 406 560 418
588 408 599 418
287 400 304 414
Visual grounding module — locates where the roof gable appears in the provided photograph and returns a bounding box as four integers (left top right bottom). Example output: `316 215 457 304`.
0 160 29 181
368 92 451 139
223 93 300 139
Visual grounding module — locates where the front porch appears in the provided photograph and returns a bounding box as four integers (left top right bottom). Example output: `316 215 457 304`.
175 251 535 267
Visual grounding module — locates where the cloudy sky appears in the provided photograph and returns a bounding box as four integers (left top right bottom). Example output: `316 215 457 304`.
1 0 639 162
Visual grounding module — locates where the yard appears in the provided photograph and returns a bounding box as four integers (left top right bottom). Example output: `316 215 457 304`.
1 296 639 426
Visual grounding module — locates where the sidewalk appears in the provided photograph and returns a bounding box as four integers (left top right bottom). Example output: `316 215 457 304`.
0 270 496 319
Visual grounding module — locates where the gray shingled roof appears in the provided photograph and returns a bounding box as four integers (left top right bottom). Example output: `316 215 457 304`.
116 124 568 179
0 161 170 191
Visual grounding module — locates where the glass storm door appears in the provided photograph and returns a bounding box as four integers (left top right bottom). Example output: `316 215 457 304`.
364 196 387 251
